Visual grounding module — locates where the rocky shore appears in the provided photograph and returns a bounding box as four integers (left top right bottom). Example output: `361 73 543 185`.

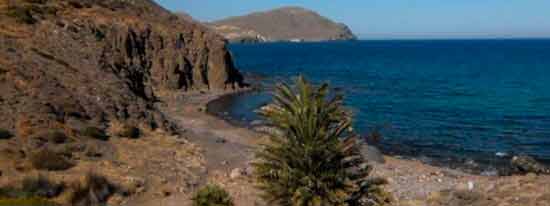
152 90 550 206
1 1 549 205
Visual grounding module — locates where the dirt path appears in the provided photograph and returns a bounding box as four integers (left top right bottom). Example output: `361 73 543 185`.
127 91 263 206
161 92 261 172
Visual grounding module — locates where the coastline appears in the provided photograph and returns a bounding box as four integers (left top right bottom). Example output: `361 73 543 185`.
187 89 550 205
205 89 261 128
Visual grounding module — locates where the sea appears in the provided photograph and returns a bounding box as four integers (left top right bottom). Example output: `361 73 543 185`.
215 39 550 174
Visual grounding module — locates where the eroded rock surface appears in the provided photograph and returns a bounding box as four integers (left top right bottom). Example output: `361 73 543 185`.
0 0 245 135
0 1 244 204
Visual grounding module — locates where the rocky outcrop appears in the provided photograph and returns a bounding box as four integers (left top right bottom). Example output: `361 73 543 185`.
511 155 550 174
0 0 245 140
210 6 356 43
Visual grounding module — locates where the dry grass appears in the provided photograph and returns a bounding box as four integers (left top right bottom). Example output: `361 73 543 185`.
15 115 33 142
0 197 58 206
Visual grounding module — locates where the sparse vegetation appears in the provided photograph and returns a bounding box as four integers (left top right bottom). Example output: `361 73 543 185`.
68 173 116 206
92 28 106 41
0 197 58 206
0 173 118 206
0 175 61 206
109 122 141 139
29 148 74 171
20 175 64 198
0 129 13 140
192 185 234 206
6 6 37 24
23 0 48 4
254 76 388 206
44 131 68 144
81 127 109 141
117 126 140 139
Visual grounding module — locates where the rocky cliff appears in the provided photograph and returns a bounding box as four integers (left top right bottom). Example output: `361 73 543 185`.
210 6 356 43
0 0 244 140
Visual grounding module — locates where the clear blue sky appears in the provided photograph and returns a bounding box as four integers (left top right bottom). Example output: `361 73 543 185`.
154 0 550 39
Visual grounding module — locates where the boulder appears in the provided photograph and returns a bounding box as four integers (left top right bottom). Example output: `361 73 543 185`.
511 155 550 174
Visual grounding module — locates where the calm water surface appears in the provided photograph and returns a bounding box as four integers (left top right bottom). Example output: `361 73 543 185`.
221 39 550 172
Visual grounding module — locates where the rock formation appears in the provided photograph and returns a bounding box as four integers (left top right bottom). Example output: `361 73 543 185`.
209 6 356 43
0 0 245 143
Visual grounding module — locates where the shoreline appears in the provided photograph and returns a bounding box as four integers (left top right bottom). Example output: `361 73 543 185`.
205 89 260 128
184 89 550 204
204 88 522 176
197 89 550 204
120 88 550 206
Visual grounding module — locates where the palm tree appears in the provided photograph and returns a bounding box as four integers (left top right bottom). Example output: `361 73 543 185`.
254 76 384 206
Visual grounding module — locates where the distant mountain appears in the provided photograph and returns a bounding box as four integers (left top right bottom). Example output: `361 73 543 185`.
209 6 356 43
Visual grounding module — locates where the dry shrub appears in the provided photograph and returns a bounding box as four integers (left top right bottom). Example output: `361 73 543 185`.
20 175 64 198
81 127 109 141
427 189 489 206
0 175 62 206
0 129 12 140
41 130 68 144
6 5 37 24
67 173 116 206
28 148 74 171
109 121 140 139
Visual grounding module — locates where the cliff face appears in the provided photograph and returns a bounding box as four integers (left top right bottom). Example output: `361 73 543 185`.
0 0 244 135
210 6 356 43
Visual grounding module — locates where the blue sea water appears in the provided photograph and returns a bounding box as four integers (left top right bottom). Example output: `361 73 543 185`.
221 39 550 172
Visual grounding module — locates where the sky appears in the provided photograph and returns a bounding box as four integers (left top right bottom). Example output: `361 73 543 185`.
154 0 550 39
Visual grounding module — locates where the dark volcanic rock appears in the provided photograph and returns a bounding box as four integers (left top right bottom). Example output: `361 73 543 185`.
0 0 244 140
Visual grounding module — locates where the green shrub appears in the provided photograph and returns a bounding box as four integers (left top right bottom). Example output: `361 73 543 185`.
192 185 234 206
29 148 74 171
6 6 37 24
0 129 13 140
81 127 109 141
254 76 386 206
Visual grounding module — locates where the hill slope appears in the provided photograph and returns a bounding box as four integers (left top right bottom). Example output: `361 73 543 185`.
0 0 245 134
0 2 245 202
210 6 356 43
